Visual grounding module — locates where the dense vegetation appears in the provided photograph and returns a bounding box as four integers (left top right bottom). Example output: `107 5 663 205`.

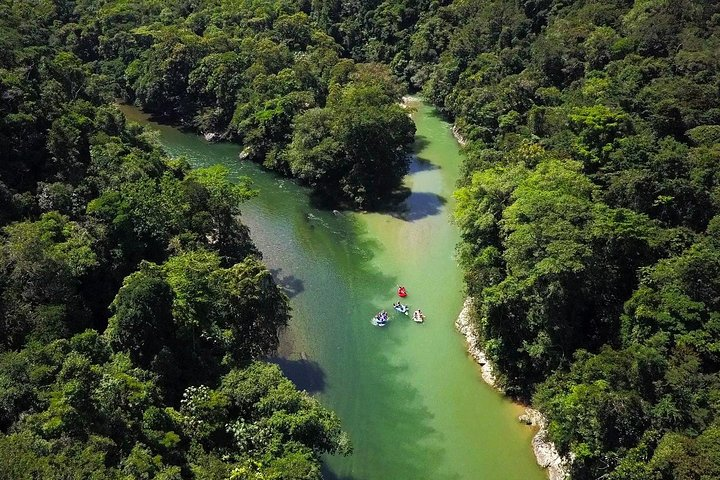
316 0 720 478
46 0 415 209
5 0 720 478
0 2 349 478
308 0 720 477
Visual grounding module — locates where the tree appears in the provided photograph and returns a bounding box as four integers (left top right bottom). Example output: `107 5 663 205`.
0 212 97 347
0 5 351 478
105 264 174 369
287 66 415 208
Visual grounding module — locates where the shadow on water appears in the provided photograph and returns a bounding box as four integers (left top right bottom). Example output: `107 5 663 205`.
348 187 445 223
404 192 447 221
412 134 431 152
270 268 305 298
382 191 447 222
320 464 353 480
306 138 435 215
306 187 410 215
321 326 461 480
307 218 460 480
409 155 440 174
371 152 444 221
270 356 326 394
424 105 454 124
121 104 468 480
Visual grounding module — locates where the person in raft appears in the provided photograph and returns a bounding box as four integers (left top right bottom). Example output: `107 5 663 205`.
397 285 407 297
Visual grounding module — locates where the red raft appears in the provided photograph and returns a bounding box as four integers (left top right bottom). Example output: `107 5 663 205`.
397 286 407 297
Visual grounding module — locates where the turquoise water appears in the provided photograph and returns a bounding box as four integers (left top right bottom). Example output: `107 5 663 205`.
119 100 545 480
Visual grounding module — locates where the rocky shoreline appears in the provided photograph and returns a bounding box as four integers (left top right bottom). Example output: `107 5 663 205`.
455 298 570 480
401 96 468 148
451 124 468 146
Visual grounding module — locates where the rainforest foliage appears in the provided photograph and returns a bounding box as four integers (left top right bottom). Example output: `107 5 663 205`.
312 0 720 478
4 0 720 479
0 2 349 478
37 0 415 208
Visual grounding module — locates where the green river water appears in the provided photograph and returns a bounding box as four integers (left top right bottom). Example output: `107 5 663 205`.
119 100 544 480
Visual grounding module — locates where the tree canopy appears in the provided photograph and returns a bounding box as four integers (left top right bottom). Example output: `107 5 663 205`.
0 2 350 476
53 0 416 208
368 0 720 477
4 0 720 478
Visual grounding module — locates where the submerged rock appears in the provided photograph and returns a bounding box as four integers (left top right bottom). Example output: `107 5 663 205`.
239 147 252 160
518 413 533 425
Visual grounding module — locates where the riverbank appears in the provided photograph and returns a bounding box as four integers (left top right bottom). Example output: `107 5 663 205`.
402 95 467 147
451 125 468 146
121 100 546 480
455 298 570 480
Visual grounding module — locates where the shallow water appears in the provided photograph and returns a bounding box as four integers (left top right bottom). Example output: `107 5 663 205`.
119 100 544 480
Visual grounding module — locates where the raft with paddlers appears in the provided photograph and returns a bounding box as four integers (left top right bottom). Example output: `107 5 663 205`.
372 310 388 327
370 285 430 328
393 302 409 315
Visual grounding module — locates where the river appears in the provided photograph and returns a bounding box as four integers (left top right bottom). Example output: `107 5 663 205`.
118 99 544 480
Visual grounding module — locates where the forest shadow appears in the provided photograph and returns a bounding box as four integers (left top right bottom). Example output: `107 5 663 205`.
366 190 446 223
305 137 439 215
308 185 413 216
412 134 431 153
409 155 440 174
308 190 345 211
280 201 459 480
320 464 354 480
424 106 453 123
393 192 447 222
306 135 432 214
319 333 461 480
270 356 326 394
139 110 196 133
270 268 304 299
320 465 353 480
